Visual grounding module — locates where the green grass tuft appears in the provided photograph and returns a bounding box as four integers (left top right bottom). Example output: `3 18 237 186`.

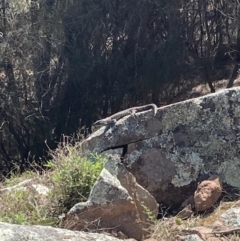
0 140 105 227
46 144 106 218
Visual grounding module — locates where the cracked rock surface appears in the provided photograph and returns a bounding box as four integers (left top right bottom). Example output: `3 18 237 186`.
80 87 240 206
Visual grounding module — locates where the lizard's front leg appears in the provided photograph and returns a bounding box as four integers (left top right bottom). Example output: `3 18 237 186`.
130 110 137 118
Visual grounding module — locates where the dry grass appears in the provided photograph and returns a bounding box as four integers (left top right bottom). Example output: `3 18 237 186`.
150 200 240 240
0 140 105 227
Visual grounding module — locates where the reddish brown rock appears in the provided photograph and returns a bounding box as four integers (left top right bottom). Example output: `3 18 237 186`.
194 175 222 211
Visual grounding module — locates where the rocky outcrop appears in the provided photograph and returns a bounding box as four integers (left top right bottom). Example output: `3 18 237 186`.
0 221 122 241
2 87 240 241
79 87 240 207
65 156 158 241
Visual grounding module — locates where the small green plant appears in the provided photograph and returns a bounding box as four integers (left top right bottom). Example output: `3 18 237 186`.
141 202 157 224
47 144 106 216
175 217 183 225
0 189 49 225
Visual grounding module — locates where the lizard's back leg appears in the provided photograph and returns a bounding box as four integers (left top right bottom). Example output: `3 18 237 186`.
130 109 137 118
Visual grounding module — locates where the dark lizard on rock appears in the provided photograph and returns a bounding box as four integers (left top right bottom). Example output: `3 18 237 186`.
93 103 157 126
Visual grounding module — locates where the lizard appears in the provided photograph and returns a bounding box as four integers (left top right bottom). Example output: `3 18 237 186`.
93 103 157 126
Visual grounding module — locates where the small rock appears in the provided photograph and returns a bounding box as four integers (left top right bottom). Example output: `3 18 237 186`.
184 234 204 241
220 207 240 226
177 204 193 220
182 226 212 240
194 175 222 211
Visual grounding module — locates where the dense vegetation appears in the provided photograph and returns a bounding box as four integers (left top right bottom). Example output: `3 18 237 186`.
0 0 239 174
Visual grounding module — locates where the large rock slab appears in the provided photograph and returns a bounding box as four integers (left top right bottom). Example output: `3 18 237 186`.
80 87 240 206
0 221 122 241
79 107 159 154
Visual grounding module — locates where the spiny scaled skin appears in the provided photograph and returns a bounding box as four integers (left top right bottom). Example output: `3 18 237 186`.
93 104 157 126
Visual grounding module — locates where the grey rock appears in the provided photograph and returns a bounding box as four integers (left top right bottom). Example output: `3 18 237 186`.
220 206 240 226
184 234 204 241
79 87 240 205
0 221 122 241
65 155 158 241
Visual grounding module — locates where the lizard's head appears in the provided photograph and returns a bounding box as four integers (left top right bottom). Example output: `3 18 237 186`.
93 118 116 126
